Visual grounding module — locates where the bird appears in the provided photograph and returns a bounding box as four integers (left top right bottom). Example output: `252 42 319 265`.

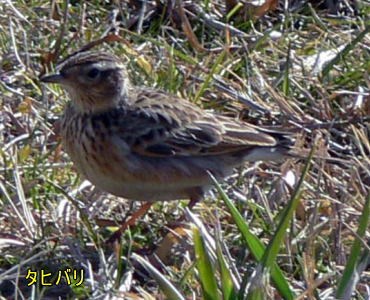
41 50 292 236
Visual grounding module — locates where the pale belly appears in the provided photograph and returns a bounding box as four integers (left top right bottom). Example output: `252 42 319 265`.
64 136 219 201
74 155 212 201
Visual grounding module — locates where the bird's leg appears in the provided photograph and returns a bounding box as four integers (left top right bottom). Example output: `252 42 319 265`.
167 196 201 228
188 196 201 209
107 201 153 243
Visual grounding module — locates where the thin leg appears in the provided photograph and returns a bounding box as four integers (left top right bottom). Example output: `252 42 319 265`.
169 196 201 227
107 202 153 243
188 196 201 209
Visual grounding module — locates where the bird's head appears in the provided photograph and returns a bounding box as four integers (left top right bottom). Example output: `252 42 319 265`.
41 51 131 113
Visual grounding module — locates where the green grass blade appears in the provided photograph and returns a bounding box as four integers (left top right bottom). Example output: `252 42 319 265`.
226 2 243 22
132 253 185 300
193 50 227 103
208 173 294 300
320 25 370 79
193 226 222 300
259 147 313 270
215 238 237 300
282 42 291 96
252 22 284 51
245 284 265 300
336 192 370 299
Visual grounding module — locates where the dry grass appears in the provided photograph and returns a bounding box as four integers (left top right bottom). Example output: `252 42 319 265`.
0 1 369 299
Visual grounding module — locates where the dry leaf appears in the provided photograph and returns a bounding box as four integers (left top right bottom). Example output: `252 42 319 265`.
177 0 206 52
154 226 190 265
255 0 279 17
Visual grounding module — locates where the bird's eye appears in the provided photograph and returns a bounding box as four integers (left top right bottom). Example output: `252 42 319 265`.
86 68 100 79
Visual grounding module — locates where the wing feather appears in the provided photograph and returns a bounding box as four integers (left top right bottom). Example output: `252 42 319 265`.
111 88 285 157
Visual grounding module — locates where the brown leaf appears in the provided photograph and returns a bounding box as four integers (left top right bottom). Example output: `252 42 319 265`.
255 0 279 17
176 0 206 52
154 226 190 265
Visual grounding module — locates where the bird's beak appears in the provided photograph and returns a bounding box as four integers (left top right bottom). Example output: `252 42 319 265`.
40 73 65 84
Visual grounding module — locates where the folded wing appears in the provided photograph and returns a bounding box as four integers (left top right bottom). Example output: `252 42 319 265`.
116 88 286 157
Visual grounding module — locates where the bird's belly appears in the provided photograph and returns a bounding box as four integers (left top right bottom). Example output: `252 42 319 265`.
89 177 198 202
84 166 208 202
65 140 214 201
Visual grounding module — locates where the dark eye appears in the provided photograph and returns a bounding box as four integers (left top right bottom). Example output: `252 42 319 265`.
86 68 100 79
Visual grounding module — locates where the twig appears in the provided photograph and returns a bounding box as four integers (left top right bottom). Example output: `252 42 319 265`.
137 0 147 34
8 18 26 70
53 0 69 60
4 0 31 24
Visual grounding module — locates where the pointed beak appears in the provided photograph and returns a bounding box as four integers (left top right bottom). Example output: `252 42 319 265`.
40 73 65 84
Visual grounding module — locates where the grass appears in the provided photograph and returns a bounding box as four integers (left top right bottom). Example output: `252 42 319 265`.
1 0 369 299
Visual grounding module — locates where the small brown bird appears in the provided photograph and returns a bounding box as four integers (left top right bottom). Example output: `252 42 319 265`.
41 51 292 231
